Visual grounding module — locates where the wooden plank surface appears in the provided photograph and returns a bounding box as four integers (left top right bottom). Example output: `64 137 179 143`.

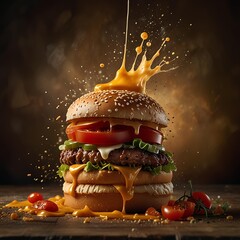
0 184 240 239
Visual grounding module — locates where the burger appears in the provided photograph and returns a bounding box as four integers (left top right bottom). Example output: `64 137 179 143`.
58 89 176 213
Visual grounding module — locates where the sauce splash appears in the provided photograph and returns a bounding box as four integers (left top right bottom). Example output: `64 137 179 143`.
94 1 177 93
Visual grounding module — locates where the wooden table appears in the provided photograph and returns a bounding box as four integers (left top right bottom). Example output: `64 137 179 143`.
0 184 240 239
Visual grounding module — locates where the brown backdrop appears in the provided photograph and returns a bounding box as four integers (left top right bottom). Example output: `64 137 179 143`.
0 0 239 185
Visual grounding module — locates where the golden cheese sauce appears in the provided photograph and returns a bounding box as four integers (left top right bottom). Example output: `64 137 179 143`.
72 205 158 220
94 34 173 94
5 200 31 208
68 164 142 214
5 198 159 220
113 166 141 213
94 1 176 94
69 164 86 196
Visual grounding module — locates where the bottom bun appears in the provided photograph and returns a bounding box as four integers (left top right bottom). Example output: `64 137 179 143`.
64 191 171 213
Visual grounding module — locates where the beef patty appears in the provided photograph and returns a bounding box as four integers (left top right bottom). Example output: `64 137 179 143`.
60 147 170 167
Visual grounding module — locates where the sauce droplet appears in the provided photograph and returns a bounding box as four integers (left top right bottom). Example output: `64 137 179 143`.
146 41 151 47
140 32 148 40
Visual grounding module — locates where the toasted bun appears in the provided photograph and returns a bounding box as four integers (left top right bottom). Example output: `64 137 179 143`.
64 170 173 186
63 183 173 212
66 90 168 126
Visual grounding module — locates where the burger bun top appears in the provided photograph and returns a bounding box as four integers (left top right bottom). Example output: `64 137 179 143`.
66 90 168 127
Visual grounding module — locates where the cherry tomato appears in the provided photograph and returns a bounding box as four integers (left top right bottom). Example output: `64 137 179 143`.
188 191 212 215
212 205 225 215
167 200 196 218
179 201 196 218
145 207 161 216
161 205 185 221
33 200 58 212
27 192 43 203
167 200 176 206
67 122 163 146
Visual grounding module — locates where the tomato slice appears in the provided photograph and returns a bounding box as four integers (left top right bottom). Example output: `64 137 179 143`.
75 126 134 146
137 126 163 145
66 121 109 134
66 121 163 146
161 205 185 221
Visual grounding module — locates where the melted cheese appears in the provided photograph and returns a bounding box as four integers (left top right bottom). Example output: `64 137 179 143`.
69 164 86 197
94 0 174 94
94 30 174 93
5 198 160 220
68 163 142 214
109 118 142 134
5 200 31 208
72 205 159 220
114 166 142 213
97 144 122 160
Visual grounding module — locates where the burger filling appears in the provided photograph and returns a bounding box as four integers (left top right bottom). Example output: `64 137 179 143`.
58 119 176 178
58 138 176 177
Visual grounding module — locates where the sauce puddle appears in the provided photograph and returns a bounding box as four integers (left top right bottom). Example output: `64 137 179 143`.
5 196 160 221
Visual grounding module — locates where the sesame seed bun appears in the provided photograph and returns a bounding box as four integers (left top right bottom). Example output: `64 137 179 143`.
66 90 168 127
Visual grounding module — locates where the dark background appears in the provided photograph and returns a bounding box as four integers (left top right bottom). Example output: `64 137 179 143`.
0 0 240 185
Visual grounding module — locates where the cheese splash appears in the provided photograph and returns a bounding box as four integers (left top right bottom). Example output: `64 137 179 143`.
94 34 175 93
94 1 177 93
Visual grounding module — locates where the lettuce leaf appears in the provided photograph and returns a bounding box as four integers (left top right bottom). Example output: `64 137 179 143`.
142 160 177 175
56 162 115 178
57 164 69 178
58 140 82 151
131 138 164 154
84 161 114 172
